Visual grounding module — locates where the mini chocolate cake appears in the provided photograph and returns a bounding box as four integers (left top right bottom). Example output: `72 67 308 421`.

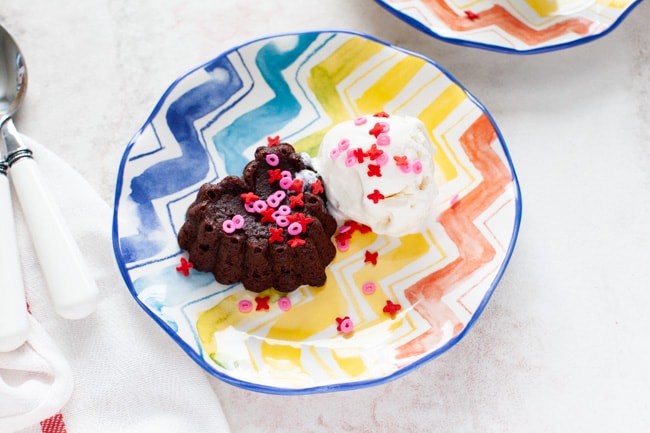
177 143 337 293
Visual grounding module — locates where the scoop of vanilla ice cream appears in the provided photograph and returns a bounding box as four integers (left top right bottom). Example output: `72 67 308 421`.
314 113 438 237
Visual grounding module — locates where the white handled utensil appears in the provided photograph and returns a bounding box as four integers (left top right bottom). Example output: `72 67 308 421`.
0 24 99 320
0 160 29 351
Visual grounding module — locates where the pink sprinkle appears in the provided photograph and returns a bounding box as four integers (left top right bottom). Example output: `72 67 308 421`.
337 317 354 334
272 206 291 219
329 147 340 159
267 190 286 208
279 177 293 190
231 214 245 229
376 153 389 166
450 193 460 207
287 221 303 236
354 116 367 126
238 299 253 313
399 163 411 174
244 201 256 213
253 200 267 213
280 170 292 179
412 160 423 174
337 238 350 251
377 133 391 146
265 154 279 166
338 224 351 234
276 205 291 216
275 215 290 227
362 282 376 295
222 219 236 233
338 138 350 151
278 297 292 311
379 121 390 133
345 156 356 167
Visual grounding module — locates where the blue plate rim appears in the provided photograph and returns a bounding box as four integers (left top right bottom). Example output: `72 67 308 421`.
111 29 523 395
373 0 644 54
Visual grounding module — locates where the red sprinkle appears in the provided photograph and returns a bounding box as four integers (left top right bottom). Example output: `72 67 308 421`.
335 230 352 245
267 135 281 146
255 296 270 311
176 257 193 276
292 213 314 231
287 236 306 248
373 111 390 118
464 10 480 20
368 122 385 138
367 189 385 204
311 179 323 194
393 155 409 167
289 178 304 193
358 224 372 234
260 207 277 223
383 300 402 317
353 147 368 163
366 143 384 161
343 220 372 235
267 169 283 183
239 192 259 204
364 250 379 265
335 220 373 251
289 193 304 208
269 227 284 243
367 164 382 177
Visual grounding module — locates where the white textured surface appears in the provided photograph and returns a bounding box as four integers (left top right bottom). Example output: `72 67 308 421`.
2 0 650 431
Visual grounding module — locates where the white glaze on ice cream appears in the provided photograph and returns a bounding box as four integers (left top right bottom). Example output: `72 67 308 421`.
314 113 438 237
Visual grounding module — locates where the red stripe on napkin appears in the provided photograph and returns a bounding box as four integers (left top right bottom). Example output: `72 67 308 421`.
40 413 67 433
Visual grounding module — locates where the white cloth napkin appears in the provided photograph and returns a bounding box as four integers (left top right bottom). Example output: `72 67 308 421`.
0 314 73 432
1 135 231 433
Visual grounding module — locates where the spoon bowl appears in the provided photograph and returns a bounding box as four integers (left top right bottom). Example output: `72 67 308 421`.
0 26 27 123
0 23 99 326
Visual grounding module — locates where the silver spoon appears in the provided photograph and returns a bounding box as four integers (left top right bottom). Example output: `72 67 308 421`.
0 24 99 324
0 26 29 351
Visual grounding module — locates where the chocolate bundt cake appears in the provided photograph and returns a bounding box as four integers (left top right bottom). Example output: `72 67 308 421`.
177 143 337 293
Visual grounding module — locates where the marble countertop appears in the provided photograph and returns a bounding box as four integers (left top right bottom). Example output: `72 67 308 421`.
3 0 650 431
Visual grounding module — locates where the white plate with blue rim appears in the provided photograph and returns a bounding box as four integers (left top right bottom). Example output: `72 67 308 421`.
112 30 521 394
375 0 643 54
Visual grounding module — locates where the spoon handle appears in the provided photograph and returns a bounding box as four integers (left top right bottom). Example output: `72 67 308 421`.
2 120 99 320
0 162 30 351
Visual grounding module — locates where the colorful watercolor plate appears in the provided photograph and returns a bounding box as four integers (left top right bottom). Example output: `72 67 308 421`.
112 30 521 394
375 0 642 53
